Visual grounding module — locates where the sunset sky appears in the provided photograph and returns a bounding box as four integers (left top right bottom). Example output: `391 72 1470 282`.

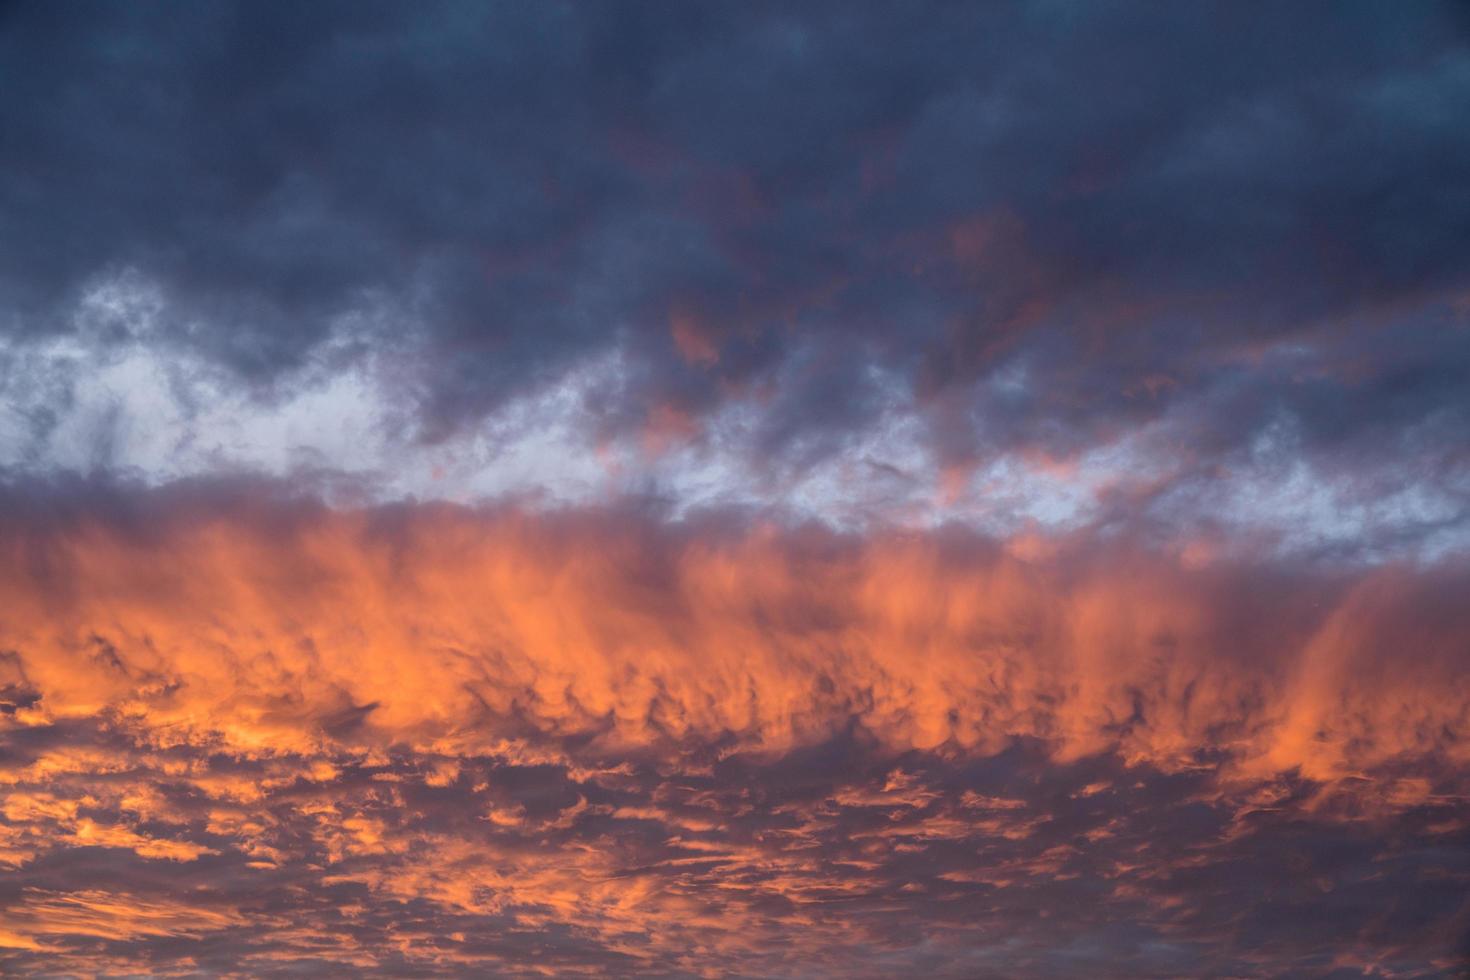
2 2 1470 976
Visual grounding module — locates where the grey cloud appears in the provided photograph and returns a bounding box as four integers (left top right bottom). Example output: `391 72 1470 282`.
1 1 1468 540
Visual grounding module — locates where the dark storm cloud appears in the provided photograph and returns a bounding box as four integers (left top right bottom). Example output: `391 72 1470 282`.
3 0 1468 489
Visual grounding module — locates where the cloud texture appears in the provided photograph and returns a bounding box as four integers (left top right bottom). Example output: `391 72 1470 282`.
2 0 1468 554
1 484 1468 975
2 1 1469 975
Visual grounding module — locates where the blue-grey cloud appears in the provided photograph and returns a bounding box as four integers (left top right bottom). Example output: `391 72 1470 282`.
2 1 1467 539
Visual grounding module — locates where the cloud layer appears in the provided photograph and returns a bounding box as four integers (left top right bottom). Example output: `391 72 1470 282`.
1 1 1468 559
1 484 1467 975
3 2 1470 975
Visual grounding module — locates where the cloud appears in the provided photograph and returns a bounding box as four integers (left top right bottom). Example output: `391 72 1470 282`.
0 2 1467 553
2 480 1466 777
0 483 1466 975
2 4 1469 974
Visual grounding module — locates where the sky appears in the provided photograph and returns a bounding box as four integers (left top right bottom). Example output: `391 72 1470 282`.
1 1 1469 976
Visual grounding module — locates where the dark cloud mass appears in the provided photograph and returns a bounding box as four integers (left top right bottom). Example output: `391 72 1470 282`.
2 2 1469 976
2 1 1469 495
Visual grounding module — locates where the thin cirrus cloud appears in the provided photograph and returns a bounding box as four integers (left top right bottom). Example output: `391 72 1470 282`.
1 1 1469 976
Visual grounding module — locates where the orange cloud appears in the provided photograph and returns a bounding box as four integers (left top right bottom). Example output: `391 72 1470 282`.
670 309 721 367
1 496 1467 975
1 502 1465 776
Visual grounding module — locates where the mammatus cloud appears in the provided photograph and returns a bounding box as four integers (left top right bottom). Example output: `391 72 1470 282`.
0 485 1466 975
